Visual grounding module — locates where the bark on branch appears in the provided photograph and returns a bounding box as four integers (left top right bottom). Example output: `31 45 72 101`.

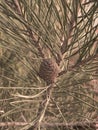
0 121 97 130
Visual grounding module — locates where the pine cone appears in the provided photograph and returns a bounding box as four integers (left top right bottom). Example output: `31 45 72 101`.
39 58 59 85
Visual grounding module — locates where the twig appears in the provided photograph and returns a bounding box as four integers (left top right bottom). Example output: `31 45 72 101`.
0 122 28 126
27 85 54 130
5 0 22 15
59 53 98 76
61 15 75 55
41 121 97 129
0 121 97 129
27 28 45 58
13 0 22 15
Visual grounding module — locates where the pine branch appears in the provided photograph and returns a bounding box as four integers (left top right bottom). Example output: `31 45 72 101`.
59 53 98 76
27 85 54 130
0 120 97 130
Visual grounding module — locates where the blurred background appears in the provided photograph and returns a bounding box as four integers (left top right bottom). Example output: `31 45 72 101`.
0 0 98 130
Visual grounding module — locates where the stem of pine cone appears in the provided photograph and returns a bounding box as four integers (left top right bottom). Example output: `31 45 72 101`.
27 84 54 130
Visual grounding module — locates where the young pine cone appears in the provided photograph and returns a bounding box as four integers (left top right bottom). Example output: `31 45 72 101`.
39 58 59 85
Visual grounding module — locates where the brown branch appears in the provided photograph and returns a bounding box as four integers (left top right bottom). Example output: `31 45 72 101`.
59 53 98 76
27 28 45 58
42 121 97 129
61 15 75 55
5 0 22 15
60 1 80 64
13 0 22 15
0 121 97 129
0 122 27 126
27 85 54 130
